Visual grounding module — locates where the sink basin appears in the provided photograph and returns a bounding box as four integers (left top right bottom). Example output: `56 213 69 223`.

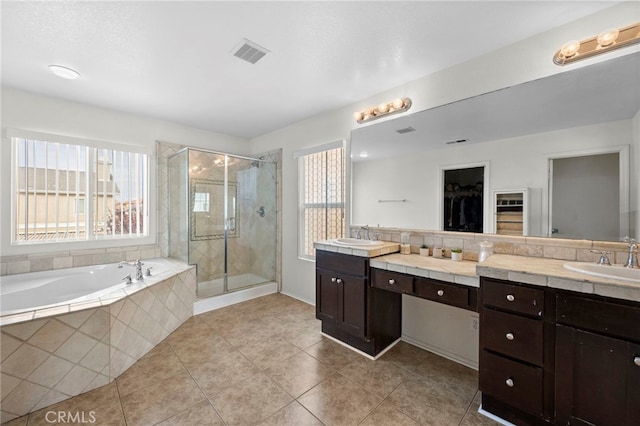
331 238 384 247
563 262 640 283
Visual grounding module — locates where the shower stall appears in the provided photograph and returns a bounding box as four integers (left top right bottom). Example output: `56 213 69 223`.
167 148 277 298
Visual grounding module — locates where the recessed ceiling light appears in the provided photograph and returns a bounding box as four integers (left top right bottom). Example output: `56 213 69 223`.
48 65 80 80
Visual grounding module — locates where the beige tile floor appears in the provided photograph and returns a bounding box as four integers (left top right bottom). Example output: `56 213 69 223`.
6 294 499 426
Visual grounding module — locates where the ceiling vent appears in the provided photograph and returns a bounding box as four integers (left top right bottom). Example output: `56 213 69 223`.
231 38 270 64
395 126 416 134
446 139 469 145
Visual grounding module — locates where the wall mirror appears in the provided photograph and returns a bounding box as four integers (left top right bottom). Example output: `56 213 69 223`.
350 52 640 241
190 179 237 240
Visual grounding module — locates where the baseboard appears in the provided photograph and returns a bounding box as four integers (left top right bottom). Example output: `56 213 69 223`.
279 290 315 307
478 406 516 426
321 333 401 360
193 282 278 315
401 334 478 370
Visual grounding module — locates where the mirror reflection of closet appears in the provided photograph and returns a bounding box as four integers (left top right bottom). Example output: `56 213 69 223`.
443 166 484 233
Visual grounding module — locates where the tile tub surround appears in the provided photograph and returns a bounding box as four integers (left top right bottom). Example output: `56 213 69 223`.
3 294 497 426
350 226 632 264
0 245 162 277
0 264 196 422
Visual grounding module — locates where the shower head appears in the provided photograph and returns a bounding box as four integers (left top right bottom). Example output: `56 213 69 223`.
250 160 260 168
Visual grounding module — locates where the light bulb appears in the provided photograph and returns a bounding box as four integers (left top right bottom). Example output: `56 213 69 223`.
597 28 619 47
48 65 81 80
353 111 364 121
392 98 405 109
377 103 390 114
559 40 581 58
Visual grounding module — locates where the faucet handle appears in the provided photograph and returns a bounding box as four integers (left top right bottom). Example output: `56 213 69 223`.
122 274 133 284
590 250 612 265
624 236 636 244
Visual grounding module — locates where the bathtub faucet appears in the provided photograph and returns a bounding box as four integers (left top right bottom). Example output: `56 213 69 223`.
118 259 145 281
134 259 144 281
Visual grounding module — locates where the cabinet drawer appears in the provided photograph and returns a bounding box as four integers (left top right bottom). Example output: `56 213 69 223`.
371 268 414 294
557 292 640 343
416 278 469 309
480 350 543 416
482 278 543 318
316 250 368 277
482 308 543 366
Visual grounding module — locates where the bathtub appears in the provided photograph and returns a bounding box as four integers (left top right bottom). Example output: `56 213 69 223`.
0 258 174 316
1 257 196 421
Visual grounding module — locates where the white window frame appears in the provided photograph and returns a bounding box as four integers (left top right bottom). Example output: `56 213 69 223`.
3 129 156 255
295 140 346 260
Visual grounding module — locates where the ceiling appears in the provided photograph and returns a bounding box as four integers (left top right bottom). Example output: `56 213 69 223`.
0 1 623 140
351 52 640 161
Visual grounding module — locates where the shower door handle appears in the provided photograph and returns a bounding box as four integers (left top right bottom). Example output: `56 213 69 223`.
226 217 236 231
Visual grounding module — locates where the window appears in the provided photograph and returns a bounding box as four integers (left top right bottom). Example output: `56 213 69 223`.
298 143 345 259
12 134 149 244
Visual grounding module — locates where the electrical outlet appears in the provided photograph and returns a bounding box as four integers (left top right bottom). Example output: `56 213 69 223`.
470 315 479 331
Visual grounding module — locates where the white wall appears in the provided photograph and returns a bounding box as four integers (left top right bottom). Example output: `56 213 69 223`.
0 87 250 256
352 119 635 236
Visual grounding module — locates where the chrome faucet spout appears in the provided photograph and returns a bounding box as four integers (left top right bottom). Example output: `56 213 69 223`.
360 225 370 240
623 237 639 269
134 259 145 281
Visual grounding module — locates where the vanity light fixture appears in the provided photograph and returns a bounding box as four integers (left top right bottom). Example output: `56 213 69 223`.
48 65 81 80
353 97 412 124
553 22 640 65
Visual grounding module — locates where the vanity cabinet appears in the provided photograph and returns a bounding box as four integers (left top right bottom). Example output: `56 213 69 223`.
316 250 401 356
555 292 640 426
479 277 554 425
415 277 477 311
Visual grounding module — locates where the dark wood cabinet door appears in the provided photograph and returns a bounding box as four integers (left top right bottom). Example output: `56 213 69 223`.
316 268 339 323
555 325 640 426
339 275 367 339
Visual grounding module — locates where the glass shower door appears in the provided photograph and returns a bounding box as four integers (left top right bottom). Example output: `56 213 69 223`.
225 156 277 291
188 150 227 298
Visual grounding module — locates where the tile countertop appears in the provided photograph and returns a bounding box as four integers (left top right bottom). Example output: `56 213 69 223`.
477 254 640 302
370 253 479 288
314 240 400 258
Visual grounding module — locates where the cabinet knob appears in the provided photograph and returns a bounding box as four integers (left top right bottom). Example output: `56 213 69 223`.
505 378 514 387
505 332 515 341
389 279 395 285
437 290 445 297
336 278 343 284
634 357 640 367
506 294 515 302
331 277 336 283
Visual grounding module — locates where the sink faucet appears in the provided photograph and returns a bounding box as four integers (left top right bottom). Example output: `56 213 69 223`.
361 225 370 240
623 237 639 269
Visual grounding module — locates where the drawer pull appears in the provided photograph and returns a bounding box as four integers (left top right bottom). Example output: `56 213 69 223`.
331 277 336 283
634 357 640 367
389 279 395 285
437 290 445 297
336 278 343 284
506 294 515 302
505 378 514 387
505 332 515 341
